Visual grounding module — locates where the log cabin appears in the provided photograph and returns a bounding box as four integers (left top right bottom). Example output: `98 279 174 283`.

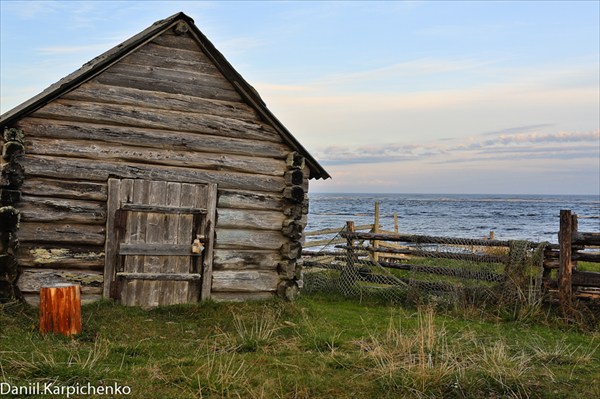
0 12 330 307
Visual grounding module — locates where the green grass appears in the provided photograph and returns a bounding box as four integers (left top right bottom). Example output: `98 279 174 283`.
1 296 599 398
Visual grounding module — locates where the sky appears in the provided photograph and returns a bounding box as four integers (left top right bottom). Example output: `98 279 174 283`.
1 1 599 195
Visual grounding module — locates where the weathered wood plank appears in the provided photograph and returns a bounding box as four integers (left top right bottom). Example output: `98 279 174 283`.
18 244 104 269
19 222 105 245
213 249 280 271
26 137 286 177
32 99 282 142
211 291 275 302
95 72 242 102
63 82 258 120
572 270 600 287
17 195 106 224
120 203 206 214
200 183 217 301
215 228 288 250
123 42 219 74
211 270 280 292
22 155 285 193
20 177 107 201
17 268 103 294
17 118 289 159
118 243 193 256
23 293 102 307
151 30 206 52
216 208 286 231
217 190 284 211
117 272 202 281
105 63 233 92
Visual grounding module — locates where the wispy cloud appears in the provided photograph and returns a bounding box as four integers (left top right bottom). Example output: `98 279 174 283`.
315 129 599 166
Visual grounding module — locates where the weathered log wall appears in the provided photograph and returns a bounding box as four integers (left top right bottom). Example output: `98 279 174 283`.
7 26 307 304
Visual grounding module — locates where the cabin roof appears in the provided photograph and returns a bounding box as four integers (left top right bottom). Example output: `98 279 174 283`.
0 12 330 180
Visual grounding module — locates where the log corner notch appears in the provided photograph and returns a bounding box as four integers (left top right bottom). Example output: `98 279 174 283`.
0 127 25 302
278 152 307 300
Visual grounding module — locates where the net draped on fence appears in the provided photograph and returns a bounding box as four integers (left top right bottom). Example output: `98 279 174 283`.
302 226 548 307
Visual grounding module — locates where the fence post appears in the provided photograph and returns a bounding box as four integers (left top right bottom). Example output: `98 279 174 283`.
558 210 574 312
394 212 399 233
372 202 380 262
346 221 355 268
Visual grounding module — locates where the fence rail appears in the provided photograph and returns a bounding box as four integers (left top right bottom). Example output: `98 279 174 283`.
302 206 600 311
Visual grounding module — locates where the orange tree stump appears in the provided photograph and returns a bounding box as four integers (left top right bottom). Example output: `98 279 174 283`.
39 284 82 336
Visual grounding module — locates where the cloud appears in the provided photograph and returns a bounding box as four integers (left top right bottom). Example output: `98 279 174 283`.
313 129 599 166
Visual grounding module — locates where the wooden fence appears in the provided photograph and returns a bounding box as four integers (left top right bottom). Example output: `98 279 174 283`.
302 208 600 310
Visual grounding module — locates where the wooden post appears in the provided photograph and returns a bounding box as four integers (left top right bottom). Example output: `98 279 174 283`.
39 284 82 336
344 221 358 286
394 212 399 234
373 202 380 262
489 231 495 240
346 221 355 267
558 210 573 312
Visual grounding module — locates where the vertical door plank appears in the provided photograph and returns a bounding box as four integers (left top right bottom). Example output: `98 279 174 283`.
103 179 121 299
140 180 168 308
175 183 196 303
118 179 134 303
160 182 182 305
126 179 150 306
200 183 217 301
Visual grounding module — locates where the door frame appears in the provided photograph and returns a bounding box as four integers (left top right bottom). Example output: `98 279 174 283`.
103 178 217 303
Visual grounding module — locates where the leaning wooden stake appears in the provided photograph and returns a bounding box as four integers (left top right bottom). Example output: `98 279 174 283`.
558 210 574 313
372 202 380 262
39 284 82 336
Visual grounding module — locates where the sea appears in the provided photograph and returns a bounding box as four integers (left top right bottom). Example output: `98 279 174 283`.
306 193 600 244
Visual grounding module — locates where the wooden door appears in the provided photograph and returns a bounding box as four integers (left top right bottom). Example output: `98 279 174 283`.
103 179 216 306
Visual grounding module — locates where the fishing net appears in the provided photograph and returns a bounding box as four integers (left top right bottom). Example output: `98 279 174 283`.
302 225 548 308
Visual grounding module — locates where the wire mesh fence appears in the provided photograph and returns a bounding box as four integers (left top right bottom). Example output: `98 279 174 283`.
302 224 548 308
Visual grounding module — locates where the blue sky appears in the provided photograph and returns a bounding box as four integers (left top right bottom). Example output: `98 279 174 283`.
1 1 599 195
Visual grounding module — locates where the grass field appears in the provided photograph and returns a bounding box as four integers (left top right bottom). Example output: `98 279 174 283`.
1 296 599 398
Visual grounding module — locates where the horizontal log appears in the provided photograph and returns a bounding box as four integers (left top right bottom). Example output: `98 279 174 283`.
120 203 206 214
22 155 285 193
377 262 505 282
116 272 202 281
118 243 193 256
213 249 280 271
20 178 107 201
17 195 106 224
340 232 537 248
211 270 280 292
26 137 286 177
305 224 373 237
573 232 600 246
32 99 282 143
217 189 284 211
63 82 258 121
17 118 289 159
17 268 103 294
23 293 102 307
95 71 242 102
359 245 506 264
572 270 600 287
19 222 105 245
214 228 288 250
210 291 275 302
217 208 285 231
17 243 104 269
122 42 219 74
106 62 233 93
151 30 207 53
573 252 600 262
